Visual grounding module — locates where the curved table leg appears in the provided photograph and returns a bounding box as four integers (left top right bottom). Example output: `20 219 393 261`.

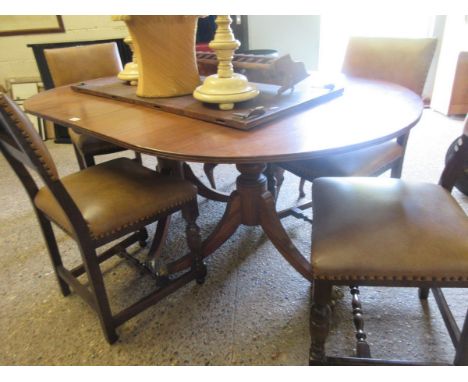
203 163 218 189
166 162 312 281
259 191 313 281
183 163 230 203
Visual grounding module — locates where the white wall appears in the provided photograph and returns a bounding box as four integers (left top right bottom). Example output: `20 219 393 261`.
0 16 127 87
247 16 320 70
431 15 468 114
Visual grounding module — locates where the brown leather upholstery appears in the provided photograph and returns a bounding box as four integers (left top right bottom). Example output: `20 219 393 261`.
342 37 437 96
1 92 205 343
0 93 59 180
44 43 126 164
281 140 403 179
34 158 197 240
67 128 125 156
278 37 437 188
44 43 122 87
311 177 468 282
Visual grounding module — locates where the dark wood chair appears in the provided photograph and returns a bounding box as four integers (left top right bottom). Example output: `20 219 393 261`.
309 115 468 365
0 93 207 344
44 42 142 169
276 37 437 209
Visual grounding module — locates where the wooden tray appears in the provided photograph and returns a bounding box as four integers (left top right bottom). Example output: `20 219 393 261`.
72 76 344 130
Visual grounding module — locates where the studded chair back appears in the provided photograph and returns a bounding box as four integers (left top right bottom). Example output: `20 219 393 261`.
0 93 59 182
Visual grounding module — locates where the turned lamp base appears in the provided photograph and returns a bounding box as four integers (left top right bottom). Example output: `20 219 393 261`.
193 73 259 110
118 61 139 86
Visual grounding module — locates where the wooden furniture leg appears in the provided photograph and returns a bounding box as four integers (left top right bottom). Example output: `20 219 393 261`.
203 163 218 189
299 178 307 198
309 282 333 364
183 163 229 202
350 285 371 358
165 162 313 281
259 191 313 281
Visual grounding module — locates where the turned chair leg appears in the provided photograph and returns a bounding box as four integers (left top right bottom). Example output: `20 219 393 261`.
309 282 333 364
182 201 207 285
350 285 371 358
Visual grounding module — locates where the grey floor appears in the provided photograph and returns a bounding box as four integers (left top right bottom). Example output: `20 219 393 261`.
0 109 466 365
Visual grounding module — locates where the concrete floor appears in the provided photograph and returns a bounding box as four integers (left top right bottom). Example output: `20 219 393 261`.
0 109 466 365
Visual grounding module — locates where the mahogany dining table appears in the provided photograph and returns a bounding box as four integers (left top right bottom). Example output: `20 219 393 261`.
24 75 423 282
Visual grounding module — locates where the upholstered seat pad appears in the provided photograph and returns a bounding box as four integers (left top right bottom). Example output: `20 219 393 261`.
68 128 125 156
312 177 468 282
281 140 403 180
34 158 197 240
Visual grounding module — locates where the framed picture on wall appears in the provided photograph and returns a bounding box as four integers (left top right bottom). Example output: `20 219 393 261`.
0 16 65 37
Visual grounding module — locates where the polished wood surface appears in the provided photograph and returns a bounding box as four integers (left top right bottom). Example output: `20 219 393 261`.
24 76 424 282
71 77 343 130
24 76 423 164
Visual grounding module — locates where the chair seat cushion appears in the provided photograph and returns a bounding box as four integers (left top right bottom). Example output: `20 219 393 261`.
312 177 468 282
34 158 197 240
281 140 404 180
69 128 126 156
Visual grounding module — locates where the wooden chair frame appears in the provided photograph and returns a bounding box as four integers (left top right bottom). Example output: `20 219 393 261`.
0 103 207 344
277 37 437 221
309 130 468 366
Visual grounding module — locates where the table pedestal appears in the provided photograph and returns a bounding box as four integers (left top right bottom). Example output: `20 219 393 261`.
167 163 313 281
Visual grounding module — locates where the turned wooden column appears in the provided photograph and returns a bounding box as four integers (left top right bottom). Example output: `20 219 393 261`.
236 163 267 226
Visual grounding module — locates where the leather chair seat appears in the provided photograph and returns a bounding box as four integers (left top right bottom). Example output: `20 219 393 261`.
281 140 404 180
34 158 197 240
311 177 468 282
68 128 125 157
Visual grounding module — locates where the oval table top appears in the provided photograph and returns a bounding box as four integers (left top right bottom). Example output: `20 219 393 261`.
25 76 423 164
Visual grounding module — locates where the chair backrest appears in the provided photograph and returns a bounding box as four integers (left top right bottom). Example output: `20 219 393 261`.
0 92 90 238
0 93 58 182
440 114 468 191
44 42 123 87
342 37 437 96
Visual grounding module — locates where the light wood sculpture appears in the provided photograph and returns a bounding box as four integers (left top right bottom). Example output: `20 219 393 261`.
115 15 201 98
193 15 259 110
118 36 139 86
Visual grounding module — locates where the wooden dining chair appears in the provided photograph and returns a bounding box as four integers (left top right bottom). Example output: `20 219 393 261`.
276 37 437 207
309 115 468 365
0 93 207 344
44 42 142 169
